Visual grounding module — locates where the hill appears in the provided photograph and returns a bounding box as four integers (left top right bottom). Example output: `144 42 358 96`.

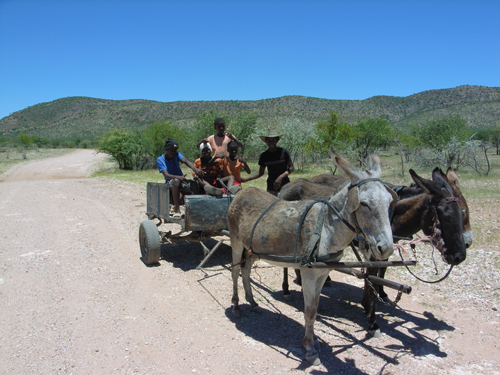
1 85 499 140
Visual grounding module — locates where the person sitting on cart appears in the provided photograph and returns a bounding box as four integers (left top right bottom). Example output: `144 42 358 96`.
241 127 294 196
192 142 224 196
157 138 203 220
213 141 251 195
196 118 244 157
192 141 238 196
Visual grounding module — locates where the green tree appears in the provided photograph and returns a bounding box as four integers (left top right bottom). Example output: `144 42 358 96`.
393 129 421 176
96 128 150 170
277 117 315 170
415 114 469 152
352 118 393 165
143 121 184 161
18 132 35 159
229 112 257 156
489 127 500 155
308 111 355 154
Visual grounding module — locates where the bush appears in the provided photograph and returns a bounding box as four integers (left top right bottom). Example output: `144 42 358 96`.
97 128 151 170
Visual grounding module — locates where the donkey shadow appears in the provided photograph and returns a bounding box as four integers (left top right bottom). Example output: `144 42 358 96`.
159 242 453 372
229 275 454 373
224 296 368 373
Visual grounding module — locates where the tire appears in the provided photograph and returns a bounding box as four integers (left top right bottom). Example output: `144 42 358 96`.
139 220 161 265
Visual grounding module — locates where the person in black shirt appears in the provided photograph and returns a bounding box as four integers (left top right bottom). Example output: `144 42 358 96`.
241 127 295 196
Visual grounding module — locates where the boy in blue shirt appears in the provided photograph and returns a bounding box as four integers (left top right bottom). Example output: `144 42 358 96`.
156 138 203 219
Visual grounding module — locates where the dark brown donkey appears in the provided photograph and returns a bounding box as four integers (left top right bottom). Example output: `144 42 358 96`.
279 167 468 334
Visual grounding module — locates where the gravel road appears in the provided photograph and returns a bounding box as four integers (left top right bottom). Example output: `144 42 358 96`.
1 149 499 374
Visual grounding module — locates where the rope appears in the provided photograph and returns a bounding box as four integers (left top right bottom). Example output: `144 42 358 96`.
395 236 454 284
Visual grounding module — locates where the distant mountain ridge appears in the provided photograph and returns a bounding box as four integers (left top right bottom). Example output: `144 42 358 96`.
1 85 499 139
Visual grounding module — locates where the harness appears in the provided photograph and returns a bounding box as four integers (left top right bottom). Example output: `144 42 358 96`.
429 195 459 257
393 194 459 284
245 178 382 267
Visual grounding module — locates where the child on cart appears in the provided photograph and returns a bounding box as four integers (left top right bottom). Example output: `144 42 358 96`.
156 138 203 219
192 142 224 196
213 141 251 195
197 118 244 157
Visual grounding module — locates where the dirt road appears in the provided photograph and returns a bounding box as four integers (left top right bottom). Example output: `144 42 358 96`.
1 150 499 374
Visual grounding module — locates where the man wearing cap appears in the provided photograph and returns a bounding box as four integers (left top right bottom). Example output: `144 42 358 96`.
241 127 295 196
156 138 203 219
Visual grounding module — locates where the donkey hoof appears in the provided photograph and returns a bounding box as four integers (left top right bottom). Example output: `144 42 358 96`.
283 293 292 301
305 353 321 366
232 307 241 318
368 328 381 338
368 323 381 338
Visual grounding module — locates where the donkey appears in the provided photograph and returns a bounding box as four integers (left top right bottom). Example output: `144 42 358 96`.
361 168 468 306
279 167 467 334
227 154 395 365
382 168 472 248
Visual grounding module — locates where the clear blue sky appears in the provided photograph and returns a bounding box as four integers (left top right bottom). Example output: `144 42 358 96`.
1 0 499 120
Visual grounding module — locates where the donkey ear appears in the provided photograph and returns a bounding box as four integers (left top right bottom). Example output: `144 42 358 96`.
347 186 360 213
385 185 398 210
445 167 460 187
431 168 454 196
335 155 357 179
432 167 447 181
409 169 440 196
367 154 381 176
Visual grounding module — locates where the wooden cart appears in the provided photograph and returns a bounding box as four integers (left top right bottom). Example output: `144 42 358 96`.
139 182 234 268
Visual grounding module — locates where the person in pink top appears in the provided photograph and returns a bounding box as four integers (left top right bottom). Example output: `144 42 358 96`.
197 118 244 156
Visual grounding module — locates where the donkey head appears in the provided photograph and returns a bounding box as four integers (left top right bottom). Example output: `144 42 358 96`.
410 168 467 265
445 168 472 248
334 154 395 261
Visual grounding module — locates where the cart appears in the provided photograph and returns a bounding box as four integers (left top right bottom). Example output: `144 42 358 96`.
139 182 234 268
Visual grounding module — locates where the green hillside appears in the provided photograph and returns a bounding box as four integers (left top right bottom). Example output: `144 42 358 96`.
1 85 499 140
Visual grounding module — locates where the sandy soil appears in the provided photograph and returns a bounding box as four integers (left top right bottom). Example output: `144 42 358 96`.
1 149 499 374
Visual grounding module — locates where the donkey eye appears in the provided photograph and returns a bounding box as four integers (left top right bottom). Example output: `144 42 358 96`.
360 202 370 208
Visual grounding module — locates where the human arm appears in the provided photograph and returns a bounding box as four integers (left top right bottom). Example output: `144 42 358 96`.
160 169 187 182
241 165 265 183
225 131 244 150
180 156 203 177
157 155 187 182
237 156 251 174
273 159 295 190
196 138 209 149
208 153 225 166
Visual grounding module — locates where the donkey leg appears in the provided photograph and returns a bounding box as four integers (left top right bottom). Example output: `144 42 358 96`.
300 268 329 366
283 268 292 300
362 267 381 337
231 244 244 317
240 256 258 308
296 268 331 289
295 268 302 286
378 266 389 301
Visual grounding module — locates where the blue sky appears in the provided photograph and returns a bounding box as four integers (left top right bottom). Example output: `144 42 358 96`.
1 0 499 120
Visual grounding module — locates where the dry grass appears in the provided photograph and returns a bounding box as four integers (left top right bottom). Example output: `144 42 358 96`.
0 148 74 175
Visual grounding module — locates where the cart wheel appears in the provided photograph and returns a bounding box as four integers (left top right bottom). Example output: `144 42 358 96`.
139 220 161 265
